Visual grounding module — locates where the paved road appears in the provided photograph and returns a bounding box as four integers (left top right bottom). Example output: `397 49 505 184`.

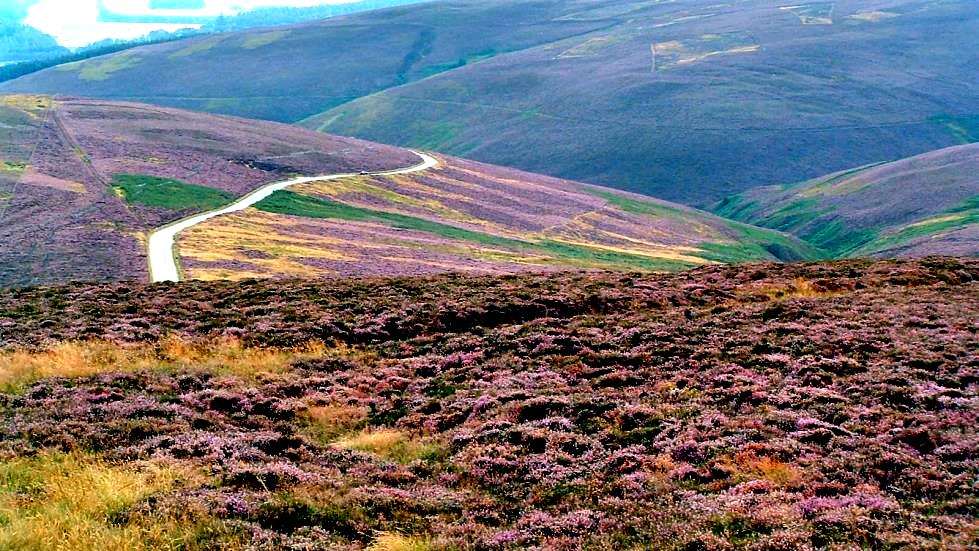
147 151 438 283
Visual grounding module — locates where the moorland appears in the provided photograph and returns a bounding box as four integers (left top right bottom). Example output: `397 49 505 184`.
0 258 975 549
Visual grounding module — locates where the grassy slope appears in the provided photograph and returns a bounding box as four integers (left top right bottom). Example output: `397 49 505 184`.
1 94 815 286
712 143 979 258
1 2 613 122
4 1 976 205
175 153 819 279
307 0 979 205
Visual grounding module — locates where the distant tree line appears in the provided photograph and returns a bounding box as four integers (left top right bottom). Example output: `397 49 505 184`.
0 33 194 83
0 0 429 83
0 21 67 63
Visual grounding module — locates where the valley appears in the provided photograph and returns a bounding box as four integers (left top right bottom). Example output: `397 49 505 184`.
4 0 976 204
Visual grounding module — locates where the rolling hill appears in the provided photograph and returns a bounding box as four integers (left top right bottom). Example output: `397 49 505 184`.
174 152 820 281
713 143 979 258
3 0 976 204
0 95 416 287
0 94 815 288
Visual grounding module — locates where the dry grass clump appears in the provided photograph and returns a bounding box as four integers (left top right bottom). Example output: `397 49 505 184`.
367 532 437 551
0 336 325 392
0 452 206 551
758 277 830 301
333 429 441 464
301 403 371 442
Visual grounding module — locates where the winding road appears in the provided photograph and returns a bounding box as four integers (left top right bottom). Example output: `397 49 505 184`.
147 151 438 283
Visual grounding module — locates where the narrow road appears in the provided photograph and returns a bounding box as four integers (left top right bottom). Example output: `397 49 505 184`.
147 151 438 283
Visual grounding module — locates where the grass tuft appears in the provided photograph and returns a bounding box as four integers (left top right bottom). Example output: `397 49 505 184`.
368 532 437 551
0 337 325 392
334 429 441 464
0 452 202 551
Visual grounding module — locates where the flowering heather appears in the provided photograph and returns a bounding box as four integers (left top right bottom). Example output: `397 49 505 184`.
0 258 975 549
179 155 820 280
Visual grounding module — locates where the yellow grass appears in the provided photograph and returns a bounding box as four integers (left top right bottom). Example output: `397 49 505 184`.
0 336 326 392
296 176 474 224
367 532 437 551
302 403 371 442
333 429 441 464
0 95 53 115
0 452 212 551
190 268 271 281
241 30 290 50
542 236 712 265
20 170 86 194
902 214 966 229
731 453 803 487
756 278 830 301
179 210 352 279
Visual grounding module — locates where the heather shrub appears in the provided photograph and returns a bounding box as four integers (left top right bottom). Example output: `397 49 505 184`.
0 259 974 548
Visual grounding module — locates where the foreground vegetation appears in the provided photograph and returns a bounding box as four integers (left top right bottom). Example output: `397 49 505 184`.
0 258 975 549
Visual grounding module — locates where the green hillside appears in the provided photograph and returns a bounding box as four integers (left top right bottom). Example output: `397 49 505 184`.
713 143 979 258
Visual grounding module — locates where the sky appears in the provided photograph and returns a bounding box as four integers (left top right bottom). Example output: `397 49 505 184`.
23 0 356 48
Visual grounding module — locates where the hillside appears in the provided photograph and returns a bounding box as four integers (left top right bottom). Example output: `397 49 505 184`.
4 1 976 204
0 94 814 287
0 95 416 287
713 143 979 258
1 2 614 121
174 153 819 281
0 258 975 549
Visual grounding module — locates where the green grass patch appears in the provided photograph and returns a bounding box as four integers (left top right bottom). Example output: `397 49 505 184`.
256 190 696 271
169 35 226 59
930 114 979 144
409 121 464 150
242 30 291 50
583 187 689 219
70 52 142 81
111 174 234 211
760 198 826 232
711 194 760 221
703 221 825 263
415 47 501 79
799 219 878 256
0 160 26 176
584 187 821 263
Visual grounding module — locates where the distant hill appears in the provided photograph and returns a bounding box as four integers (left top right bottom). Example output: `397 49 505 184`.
3 0 976 205
713 144 979 258
0 2 611 121
0 95 815 288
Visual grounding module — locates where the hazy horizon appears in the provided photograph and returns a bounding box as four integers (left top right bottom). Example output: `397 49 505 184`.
22 0 361 48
